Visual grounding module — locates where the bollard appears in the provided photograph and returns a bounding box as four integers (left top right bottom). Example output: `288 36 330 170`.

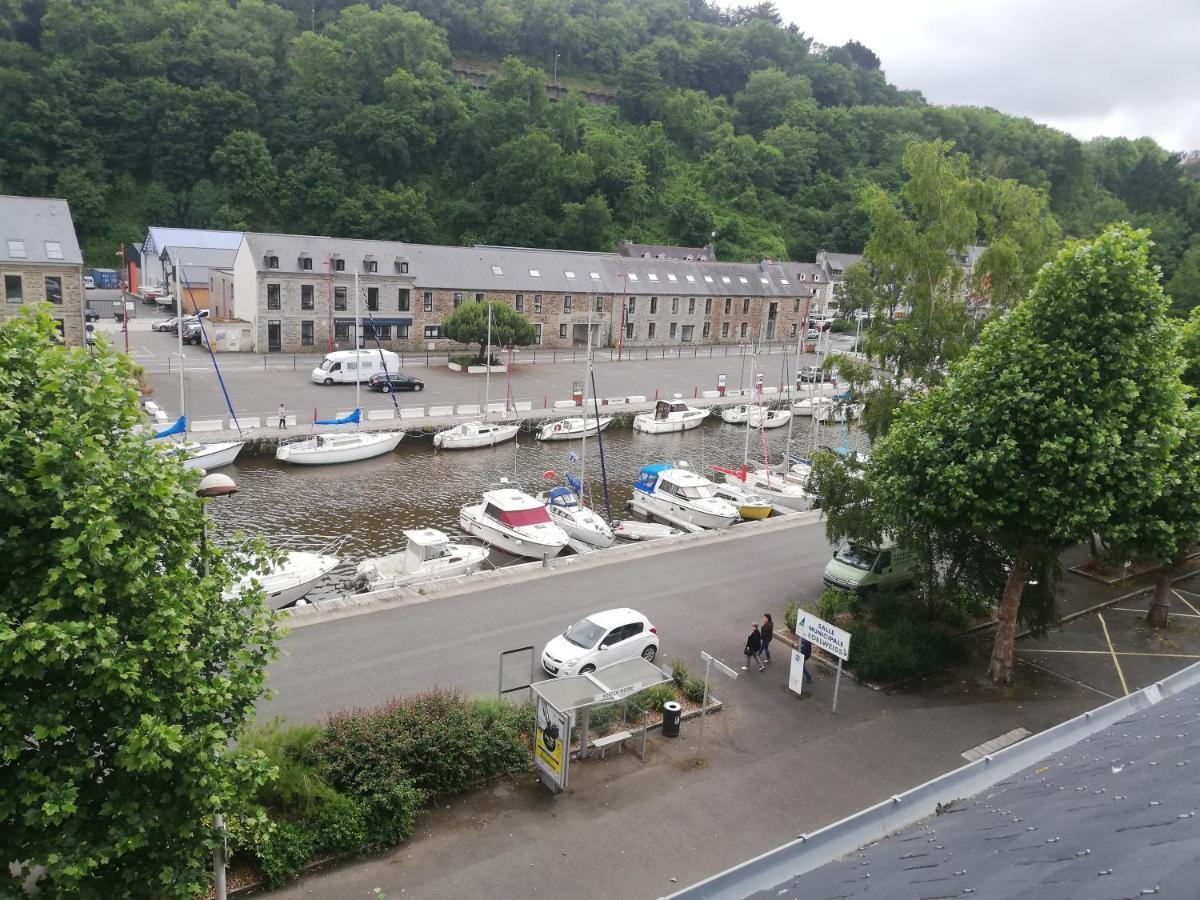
693 386 698 398
654 389 659 401
542 552 549 568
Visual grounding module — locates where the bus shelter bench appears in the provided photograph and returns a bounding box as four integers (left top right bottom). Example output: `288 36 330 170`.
591 730 633 759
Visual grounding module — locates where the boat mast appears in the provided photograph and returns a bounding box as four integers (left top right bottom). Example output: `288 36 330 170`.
354 270 361 428
175 261 185 439
742 347 754 464
783 297 808 464
484 301 492 421
580 306 591 500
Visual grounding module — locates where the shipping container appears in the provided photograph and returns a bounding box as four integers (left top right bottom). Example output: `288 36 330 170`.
91 268 120 289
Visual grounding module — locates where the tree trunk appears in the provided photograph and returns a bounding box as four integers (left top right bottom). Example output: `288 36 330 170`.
988 557 1030 684
1146 548 1186 628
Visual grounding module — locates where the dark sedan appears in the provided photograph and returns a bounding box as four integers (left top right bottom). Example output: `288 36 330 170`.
368 372 424 393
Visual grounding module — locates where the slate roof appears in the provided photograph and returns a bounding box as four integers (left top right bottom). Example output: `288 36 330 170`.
758 684 1200 900
819 252 864 276
620 240 713 261
142 226 242 257
0 195 83 265
159 246 238 285
242 232 818 298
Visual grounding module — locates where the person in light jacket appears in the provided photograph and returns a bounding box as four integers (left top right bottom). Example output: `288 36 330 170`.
760 613 774 664
743 624 764 672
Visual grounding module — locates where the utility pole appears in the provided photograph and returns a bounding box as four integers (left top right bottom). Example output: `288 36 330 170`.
553 51 559 85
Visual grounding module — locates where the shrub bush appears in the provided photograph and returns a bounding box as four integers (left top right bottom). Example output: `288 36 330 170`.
241 721 335 821
682 676 707 704
670 658 690 688
313 793 369 856
587 703 619 735
784 602 798 633
449 353 474 367
256 821 318 888
850 618 968 683
643 683 678 712
829 318 857 333
816 587 857 624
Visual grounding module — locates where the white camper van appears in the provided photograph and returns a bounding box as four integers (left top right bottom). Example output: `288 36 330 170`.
311 349 402 385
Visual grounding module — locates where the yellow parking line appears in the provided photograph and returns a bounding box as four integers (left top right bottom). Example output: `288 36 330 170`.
1098 613 1129 696
1173 590 1200 617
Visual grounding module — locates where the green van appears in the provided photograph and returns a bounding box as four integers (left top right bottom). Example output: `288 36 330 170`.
822 539 921 595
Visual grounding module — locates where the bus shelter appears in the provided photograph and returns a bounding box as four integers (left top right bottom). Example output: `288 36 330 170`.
530 656 671 794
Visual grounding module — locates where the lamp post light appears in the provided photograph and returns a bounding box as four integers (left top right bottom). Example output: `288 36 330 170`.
195 472 238 900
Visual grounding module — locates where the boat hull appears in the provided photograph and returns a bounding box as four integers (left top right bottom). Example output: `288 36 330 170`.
547 504 616 548
459 506 568 559
354 546 490 592
434 423 521 449
537 417 614 441
628 491 738 530
612 520 680 542
180 441 245 471
228 551 341 610
276 431 404 465
632 412 707 434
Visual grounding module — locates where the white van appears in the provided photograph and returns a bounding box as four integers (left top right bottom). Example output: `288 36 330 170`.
311 349 402 385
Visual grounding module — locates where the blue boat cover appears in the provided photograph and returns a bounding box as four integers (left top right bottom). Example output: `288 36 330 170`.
634 463 671 495
315 408 361 426
154 416 186 439
548 486 578 508
566 473 582 493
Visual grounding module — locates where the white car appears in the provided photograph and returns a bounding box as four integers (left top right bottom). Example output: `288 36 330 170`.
83 275 95 290
541 608 659 677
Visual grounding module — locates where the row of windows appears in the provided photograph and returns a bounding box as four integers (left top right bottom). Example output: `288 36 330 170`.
267 255 414 276
6 240 66 260
4 274 64 304
274 320 438 346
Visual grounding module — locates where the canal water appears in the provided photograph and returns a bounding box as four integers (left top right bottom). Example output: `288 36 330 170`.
206 415 865 598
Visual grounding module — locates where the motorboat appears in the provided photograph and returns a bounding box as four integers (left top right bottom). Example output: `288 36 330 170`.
225 548 341 610
792 396 835 418
433 420 521 449
538 485 615 548
612 520 682 542
276 429 404 465
459 485 570 559
720 462 812 511
816 402 864 424
159 439 245 471
537 416 614 441
712 481 774 520
351 528 489 592
719 405 790 429
629 463 739 530
632 397 708 434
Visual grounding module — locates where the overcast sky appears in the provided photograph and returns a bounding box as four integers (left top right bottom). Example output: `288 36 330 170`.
772 0 1200 152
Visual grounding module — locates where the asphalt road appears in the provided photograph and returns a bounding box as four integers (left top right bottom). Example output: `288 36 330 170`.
94 316 861 423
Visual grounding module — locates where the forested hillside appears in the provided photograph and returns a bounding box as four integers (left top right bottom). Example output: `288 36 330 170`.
1 0 1197 308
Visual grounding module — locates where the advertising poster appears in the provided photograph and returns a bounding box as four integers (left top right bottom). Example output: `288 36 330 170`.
534 696 570 789
788 648 806 696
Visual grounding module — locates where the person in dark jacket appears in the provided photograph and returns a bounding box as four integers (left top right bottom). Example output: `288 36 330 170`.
799 638 814 683
742 624 764 672
760 613 774 664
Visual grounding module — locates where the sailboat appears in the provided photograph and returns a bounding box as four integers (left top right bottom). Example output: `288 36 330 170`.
152 279 244 470
276 273 405 465
434 303 521 449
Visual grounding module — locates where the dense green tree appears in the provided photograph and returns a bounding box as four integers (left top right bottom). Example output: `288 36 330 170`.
1167 242 1200 316
440 300 536 362
1 309 279 896
870 226 1184 683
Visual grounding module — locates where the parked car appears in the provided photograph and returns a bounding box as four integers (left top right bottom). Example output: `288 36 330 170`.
151 316 178 332
798 365 832 382
540 608 658 677
84 306 100 322
368 371 424 393
83 275 95 290
182 322 204 345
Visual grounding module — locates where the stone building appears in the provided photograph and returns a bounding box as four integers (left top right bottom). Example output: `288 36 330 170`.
227 231 826 354
0 195 86 346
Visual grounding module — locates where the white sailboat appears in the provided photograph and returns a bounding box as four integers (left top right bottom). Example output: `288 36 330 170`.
153 276 245 470
352 528 490 592
434 303 521 450
277 273 405 465
633 396 709 433
536 416 614 441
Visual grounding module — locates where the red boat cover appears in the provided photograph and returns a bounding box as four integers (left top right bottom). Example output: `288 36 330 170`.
499 506 551 527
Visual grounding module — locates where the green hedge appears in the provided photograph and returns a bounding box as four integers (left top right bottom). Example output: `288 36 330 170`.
237 690 533 887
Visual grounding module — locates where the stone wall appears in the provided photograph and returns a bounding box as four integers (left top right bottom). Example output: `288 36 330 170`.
0 264 85 346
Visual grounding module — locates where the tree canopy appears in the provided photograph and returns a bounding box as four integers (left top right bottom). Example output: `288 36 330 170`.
0 309 280 896
440 300 535 362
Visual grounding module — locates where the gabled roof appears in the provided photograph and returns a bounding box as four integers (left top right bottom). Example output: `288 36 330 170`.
142 227 242 257
241 232 812 298
0 195 83 265
160 246 238 285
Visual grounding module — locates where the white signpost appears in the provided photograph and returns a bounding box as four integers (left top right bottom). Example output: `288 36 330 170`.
793 611 852 713
699 650 738 736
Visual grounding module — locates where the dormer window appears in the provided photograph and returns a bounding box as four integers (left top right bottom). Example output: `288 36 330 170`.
334 258 345 272
299 254 313 271
44 241 63 260
364 255 378 273
7 240 26 258
395 257 410 274
266 254 279 269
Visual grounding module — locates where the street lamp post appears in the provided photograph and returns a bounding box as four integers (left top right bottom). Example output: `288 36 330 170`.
195 473 239 900
553 51 559 85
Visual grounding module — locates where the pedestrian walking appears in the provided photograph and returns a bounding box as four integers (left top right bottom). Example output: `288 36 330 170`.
278 402 287 429
800 638 814 684
742 624 764 672
760 613 774 664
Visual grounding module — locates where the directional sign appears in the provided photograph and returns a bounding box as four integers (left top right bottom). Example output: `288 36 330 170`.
795 612 851 661
701 650 738 680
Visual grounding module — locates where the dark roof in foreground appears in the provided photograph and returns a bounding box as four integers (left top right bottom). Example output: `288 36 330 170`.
790 687 1200 899
668 662 1200 900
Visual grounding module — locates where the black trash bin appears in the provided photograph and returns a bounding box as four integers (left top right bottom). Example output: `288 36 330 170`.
661 701 682 738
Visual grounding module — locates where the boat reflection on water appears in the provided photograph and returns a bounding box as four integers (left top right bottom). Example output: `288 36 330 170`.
204 417 864 602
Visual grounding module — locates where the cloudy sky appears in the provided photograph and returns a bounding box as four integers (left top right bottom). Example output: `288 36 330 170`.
773 0 1200 152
